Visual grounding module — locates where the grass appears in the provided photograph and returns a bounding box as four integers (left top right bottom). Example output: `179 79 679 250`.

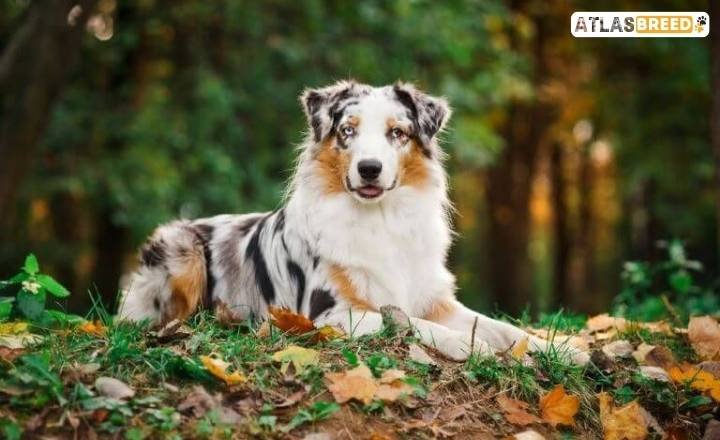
0 308 714 439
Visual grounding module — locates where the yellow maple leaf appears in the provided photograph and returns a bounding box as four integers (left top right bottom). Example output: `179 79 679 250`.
668 365 720 401
511 337 530 359
200 355 246 385
78 320 106 337
539 384 579 427
271 345 319 374
598 393 648 440
0 322 29 335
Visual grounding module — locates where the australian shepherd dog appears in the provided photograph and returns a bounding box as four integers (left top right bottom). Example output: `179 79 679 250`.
118 80 588 364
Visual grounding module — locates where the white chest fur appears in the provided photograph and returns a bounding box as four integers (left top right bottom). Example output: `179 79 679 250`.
286 174 455 317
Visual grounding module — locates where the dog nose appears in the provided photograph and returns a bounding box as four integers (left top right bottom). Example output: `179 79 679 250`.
358 159 382 181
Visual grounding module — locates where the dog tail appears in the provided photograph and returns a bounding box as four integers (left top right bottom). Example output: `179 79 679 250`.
117 220 208 325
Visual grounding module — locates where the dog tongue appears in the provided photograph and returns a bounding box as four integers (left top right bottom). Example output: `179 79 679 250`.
358 185 382 198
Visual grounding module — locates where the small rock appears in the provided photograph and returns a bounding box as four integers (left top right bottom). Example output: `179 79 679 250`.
94 377 135 400
514 429 546 440
380 305 411 328
638 366 670 382
602 340 634 360
408 343 437 366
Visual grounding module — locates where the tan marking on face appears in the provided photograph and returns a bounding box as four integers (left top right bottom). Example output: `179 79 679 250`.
347 115 360 127
314 138 351 195
423 297 456 322
165 252 206 323
329 264 374 311
399 140 430 188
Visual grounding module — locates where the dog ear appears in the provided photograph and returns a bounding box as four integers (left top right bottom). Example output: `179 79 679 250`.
393 82 452 146
300 80 357 143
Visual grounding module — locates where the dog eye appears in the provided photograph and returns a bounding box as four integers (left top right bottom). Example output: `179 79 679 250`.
390 127 406 140
342 126 355 137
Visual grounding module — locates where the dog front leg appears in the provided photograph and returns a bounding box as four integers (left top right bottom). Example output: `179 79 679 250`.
315 308 493 361
426 299 590 365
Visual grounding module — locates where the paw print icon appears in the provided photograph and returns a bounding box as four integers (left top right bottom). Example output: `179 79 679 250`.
697 16 707 26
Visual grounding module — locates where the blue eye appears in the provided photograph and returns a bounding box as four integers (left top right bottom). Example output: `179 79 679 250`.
342 126 355 137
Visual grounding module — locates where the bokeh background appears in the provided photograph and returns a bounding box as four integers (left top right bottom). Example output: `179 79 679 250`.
1 0 718 319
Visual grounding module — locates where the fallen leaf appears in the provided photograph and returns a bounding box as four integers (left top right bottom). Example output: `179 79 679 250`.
256 320 271 338
633 343 656 364
638 366 670 382
94 377 135 400
408 343 437 366
78 321 106 337
598 392 648 440
177 385 242 424
375 381 414 402
497 394 541 426
0 322 29 334
274 390 306 408
0 346 24 362
63 362 101 383
326 364 377 404
272 345 319 374
698 361 720 379
216 302 244 327
538 385 579 427
315 325 344 342
438 405 467 422
511 337 530 359
688 316 720 361
200 355 247 385
150 319 191 343
269 306 315 335
586 314 628 332
668 365 720 402
644 345 676 370
379 369 406 384
602 340 634 360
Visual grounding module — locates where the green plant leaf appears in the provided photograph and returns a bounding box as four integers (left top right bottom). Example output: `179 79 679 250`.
16 289 46 321
0 297 14 322
4 272 29 285
669 270 692 295
36 274 70 298
23 254 39 275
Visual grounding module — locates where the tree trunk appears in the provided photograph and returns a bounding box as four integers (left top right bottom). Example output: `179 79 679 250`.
484 4 554 315
711 2 720 270
0 0 95 224
550 142 570 308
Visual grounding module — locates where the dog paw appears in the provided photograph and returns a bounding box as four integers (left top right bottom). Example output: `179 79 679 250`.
434 333 494 361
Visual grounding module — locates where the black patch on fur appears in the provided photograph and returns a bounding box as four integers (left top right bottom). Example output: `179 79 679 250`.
141 240 166 267
274 209 285 235
245 216 275 304
153 297 161 311
193 223 215 308
312 256 320 269
286 260 306 312
217 215 264 296
309 288 336 320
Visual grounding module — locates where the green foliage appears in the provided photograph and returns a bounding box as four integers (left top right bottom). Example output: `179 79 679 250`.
284 401 340 432
0 254 74 324
613 240 720 322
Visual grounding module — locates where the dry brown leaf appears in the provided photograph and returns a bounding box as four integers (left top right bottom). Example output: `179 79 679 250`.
598 392 648 440
379 369 406 384
644 345 676 370
688 316 720 361
94 377 135 400
668 365 720 402
586 314 628 332
408 343 436 366
633 343 656 364
638 366 670 382
216 302 244 327
698 361 720 379
256 320 271 338
375 381 414 402
497 394 541 426
602 340 634 360
269 306 315 335
200 356 246 386
538 385 579 427
325 364 377 404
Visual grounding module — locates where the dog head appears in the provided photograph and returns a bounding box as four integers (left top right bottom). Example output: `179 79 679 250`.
301 80 451 203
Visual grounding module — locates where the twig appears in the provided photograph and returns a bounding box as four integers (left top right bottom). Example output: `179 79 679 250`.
470 316 478 355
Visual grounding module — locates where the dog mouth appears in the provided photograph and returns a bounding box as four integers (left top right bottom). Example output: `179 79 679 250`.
357 185 384 199
345 176 397 200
